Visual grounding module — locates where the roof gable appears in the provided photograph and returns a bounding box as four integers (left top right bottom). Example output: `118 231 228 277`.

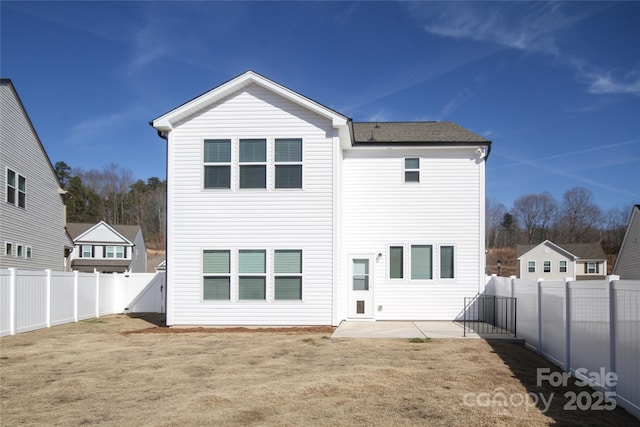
68 221 135 245
517 240 605 260
152 71 350 132
0 78 62 190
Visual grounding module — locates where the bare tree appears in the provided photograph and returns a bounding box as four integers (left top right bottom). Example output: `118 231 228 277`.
559 187 602 243
486 198 507 248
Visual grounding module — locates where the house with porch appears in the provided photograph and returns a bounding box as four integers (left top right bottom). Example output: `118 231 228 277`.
66 221 147 273
517 240 607 281
151 71 491 326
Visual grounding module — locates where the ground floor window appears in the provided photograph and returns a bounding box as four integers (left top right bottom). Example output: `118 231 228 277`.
559 260 567 273
203 249 303 301
389 243 455 281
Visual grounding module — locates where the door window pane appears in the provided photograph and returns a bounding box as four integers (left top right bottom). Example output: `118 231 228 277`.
353 259 369 290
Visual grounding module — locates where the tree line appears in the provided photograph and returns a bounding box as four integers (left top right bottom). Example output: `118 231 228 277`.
53 162 630 255
486 186 631 254
54 162 166 247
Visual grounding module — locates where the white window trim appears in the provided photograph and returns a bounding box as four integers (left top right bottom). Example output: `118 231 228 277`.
559 260 567 273
202 249 232 302
438 244 457 280
543 260 552 273
6 167 26 208
273 249 304 301
203 139 232 191
274 138 303 190
403 158 420 183
586 262 597 274
238 139 268 191
527 261 536 273
4 242 13 257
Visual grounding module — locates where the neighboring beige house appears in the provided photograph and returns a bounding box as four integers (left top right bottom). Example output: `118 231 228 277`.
613 205 640 280
66 221 147 273
517 240 607 281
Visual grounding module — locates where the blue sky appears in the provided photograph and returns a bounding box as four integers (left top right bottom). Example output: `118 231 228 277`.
2 1 639 212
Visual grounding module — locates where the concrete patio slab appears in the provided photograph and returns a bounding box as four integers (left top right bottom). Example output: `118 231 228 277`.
331 321 426 338
332 321 523 341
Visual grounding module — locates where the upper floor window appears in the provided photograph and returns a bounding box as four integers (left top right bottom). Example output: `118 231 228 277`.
26 247 32 259
81 245 92 258
204 139 231 189
559 260 567 273
527 261 536 273
6 169 26 208
239 139 266 189
5 242 12 256
404 158 420 183
16 245 23 257
586 262 598 274
106 246 125 259
275 138 302 189
543 260 551 273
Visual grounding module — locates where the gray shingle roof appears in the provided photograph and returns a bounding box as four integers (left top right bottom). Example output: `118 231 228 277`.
66 222 140 243
352 122 490 144
517 241 606 260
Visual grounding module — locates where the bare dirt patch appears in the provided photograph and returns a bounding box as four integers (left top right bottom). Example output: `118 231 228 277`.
1 315 637 426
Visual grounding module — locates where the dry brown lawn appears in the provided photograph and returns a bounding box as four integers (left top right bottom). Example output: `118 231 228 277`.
1 315 637 426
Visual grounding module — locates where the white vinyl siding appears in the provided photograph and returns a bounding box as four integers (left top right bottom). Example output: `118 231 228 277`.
166 83 335 325
343 148 485 320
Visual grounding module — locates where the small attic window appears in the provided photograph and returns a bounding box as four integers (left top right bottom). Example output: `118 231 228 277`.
404 158 420 183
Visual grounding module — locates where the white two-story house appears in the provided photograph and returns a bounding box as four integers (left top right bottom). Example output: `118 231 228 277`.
152 71 491 326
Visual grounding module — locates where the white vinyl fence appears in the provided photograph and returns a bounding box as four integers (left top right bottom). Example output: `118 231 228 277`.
0 268 165 337
486 275 640 419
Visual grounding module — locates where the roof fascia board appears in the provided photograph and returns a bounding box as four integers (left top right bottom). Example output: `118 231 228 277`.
75 221 133 245
517 240 578 260
153 71 349 131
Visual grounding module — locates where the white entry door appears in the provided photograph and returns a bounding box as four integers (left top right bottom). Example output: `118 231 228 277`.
347 256 374 319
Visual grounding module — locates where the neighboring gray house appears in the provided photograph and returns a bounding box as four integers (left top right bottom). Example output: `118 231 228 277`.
517 240 607 281
0 78 73 271
67 221 147 273
613 205 640 280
